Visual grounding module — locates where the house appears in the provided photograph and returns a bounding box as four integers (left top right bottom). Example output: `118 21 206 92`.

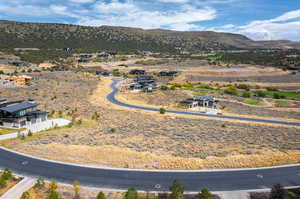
96 70 111 76
0 100 47 128
129 69 145 75
180 96 220 114
1 75 32 86
125 75 158 92
11 75 32 86
159 71 178 77
9 61 29 67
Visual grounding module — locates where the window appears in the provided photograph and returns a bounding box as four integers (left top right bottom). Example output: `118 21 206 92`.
18 110 26 116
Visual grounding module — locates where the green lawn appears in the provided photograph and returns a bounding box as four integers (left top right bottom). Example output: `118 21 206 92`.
275 100 289 105
243 99 261 105
0 127 17 135
262 91 300 99
183 87 224 93
194 92 206 96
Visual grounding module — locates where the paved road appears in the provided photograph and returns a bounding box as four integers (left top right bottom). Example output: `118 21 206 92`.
1 147 300 192
107 79 300 127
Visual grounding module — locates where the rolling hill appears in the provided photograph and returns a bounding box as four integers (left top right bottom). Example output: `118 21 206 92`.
0 20 300 53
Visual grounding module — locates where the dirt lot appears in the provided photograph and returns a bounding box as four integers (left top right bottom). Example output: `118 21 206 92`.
2 71 300 170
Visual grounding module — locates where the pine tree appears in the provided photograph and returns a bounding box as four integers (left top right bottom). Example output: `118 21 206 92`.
169 180 184 199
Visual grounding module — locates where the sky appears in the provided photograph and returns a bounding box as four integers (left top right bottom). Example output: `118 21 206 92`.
0 0 300 41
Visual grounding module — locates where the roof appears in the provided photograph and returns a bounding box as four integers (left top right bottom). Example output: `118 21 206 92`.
0 101 38 113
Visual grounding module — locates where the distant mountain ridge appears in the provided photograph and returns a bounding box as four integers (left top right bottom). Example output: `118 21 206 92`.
0 20 300 53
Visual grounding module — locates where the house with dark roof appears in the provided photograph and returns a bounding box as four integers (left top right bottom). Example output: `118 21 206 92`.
125 75 158 92
129 69 145 75
180 96 220 114
159 71 178 77
0 100 47 128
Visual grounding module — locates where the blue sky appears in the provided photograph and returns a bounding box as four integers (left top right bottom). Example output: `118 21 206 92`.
0 0 300 41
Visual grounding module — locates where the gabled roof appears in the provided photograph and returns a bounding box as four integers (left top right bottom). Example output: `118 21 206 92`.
0 101 37 113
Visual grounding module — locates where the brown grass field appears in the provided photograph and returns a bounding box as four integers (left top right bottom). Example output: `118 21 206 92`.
1 70 300 170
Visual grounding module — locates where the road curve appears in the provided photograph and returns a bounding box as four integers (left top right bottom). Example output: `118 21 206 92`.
107 79 300 127
0 79 300 192
1 147 300 192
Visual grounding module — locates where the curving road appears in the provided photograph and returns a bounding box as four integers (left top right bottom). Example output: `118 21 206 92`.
0 79 300 192
107 79 300 127
1 147 300 192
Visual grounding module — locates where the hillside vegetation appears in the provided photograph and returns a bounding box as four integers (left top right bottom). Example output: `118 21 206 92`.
1 20 300 54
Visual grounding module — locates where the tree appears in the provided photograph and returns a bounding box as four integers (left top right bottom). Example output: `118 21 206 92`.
2 168 12 180
73 181 80 199
269 184 287 199
124 187 138 199
49 181 58 191
169 180 184 199
49 190 60 199
35 178 45 189
21 191 30 199
28 130 33 136
198 188 212 199
97 192 107 199
0 176 6 188
159 108 166 114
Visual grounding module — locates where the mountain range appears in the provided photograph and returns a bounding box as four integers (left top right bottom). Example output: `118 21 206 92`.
1 20 300 53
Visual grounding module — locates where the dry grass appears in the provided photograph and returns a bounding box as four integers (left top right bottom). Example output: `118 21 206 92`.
2 71 300 170
0 173 21 196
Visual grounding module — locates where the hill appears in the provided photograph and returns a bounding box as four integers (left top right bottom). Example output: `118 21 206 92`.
0 20 300 53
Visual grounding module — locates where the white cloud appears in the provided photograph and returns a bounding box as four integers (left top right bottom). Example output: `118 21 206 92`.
78 1 216 31
157 0 189 3
213 9 300 40
69 0 94 3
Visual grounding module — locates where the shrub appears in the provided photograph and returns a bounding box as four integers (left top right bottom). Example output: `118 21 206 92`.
35 178 45 189
269 184 287 199
76 119 82 125
169 180 184 199
73 181 80 198
242 92 251 98
21 191 30 199
2 168 12 180
237 84 250 91
224 87 238 95
124 187 138 199
198 188 212 199
0 176 6 188
48 190 60 199
97 192 107 199
111 128 116 133
160 85 168 91
159 108 166 114
266 87 279 92
49 181 58 191
273 93 285 99
28 130 33 136
255 90 266 97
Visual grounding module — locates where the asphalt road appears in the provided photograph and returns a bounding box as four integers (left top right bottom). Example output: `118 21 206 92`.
0 79 300 192
1 147 300 192
107 79 300 127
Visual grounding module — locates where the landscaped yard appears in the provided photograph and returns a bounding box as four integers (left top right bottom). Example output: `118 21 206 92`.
275 100 289 105
242 99 261 105
262 90 300 99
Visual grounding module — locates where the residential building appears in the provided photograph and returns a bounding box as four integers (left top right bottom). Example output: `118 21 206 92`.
180 96 220 114
0 100 47 128
159 71 178 77
129 69 145 75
